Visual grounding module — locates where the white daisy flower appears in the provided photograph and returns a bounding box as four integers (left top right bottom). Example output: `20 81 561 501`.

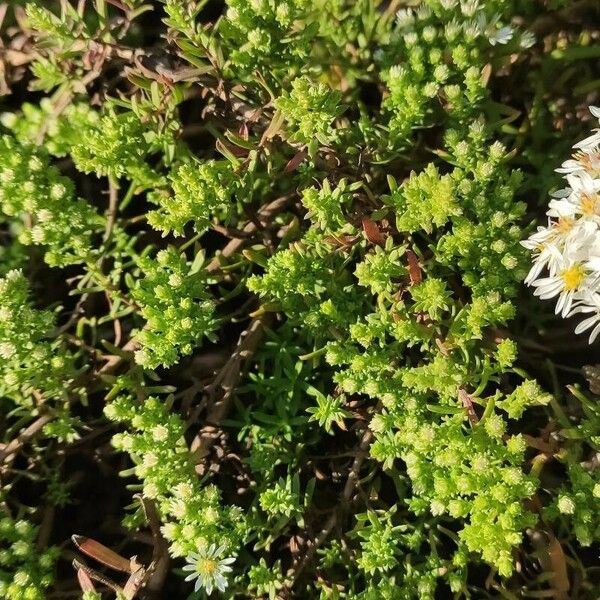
556 146 600 179
525 105 600 344
182 544 235 595
530 257 595 317
522 217 596 272
547 173 600 221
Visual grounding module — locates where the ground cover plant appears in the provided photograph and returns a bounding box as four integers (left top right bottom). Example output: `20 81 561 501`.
0 0 599 598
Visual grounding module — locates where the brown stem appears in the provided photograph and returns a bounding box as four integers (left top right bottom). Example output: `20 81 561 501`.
139 498 171 597
206 195 294 273
97 337 139 375
0 413 53 463
103 179 119 243
36 504 55 550
290 424 374 585
190 316 270 463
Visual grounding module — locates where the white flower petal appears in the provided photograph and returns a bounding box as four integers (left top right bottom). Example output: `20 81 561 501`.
589 322 600 343
525 262 544 285
575 315 598 334
556 159 581 174
560 291 575 317
575 130 600 151
215 574 228 591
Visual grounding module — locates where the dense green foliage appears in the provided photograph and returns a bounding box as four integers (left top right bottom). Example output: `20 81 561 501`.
0 0 599 598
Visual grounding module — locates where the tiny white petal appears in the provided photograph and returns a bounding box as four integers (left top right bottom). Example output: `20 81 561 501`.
575 315 597 334
574 130 600 150
589 322 600 343
182 564 196 572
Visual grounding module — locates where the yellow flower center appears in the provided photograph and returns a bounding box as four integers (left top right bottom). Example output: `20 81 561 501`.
560 265 586 291
581 193 598 216
197 558 218 577
556 217 574 234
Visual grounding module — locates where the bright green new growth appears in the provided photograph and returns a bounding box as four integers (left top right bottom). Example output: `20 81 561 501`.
545 462 600 547
355 241 407 296
247 231 363 332
1 100 100 157
275 76 343 145
259 476 301 520
148 161 237 236
220 0 315 80
0 271 80 416
390 163 460 234
300 179 352 231
0 510 58 600
131 248 216 369
0 137 102 266
498 379 552 420
71 110 169 188
409 278 451 320
105 395 244 557
247 558 286 598
306 385 350 433
250 126 540 581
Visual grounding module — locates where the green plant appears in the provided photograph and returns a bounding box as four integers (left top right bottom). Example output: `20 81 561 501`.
0 0 599 598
